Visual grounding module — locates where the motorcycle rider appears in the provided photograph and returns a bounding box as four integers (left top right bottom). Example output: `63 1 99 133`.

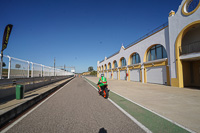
97 74 108 96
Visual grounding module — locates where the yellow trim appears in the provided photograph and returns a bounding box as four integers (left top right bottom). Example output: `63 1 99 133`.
169 10 175 17
119 57 126 67
128 52 137 65
112 68 118 71
144 59 168 68
166 66 170 86
171 78 179 87
118 70 120 80
128 68 130 81
108 62 111 69
144 68 147 83
108 69 112 72
119 67 127 71
112 60 117 69
128 64 141 70
128 66 134 70
104 64 107 70
119 58 122 67
182 0 200 16
134 64 141 69
173 20 200 88
143 44 158 62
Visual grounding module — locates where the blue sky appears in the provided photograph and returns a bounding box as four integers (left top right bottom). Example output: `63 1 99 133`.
0 0 182 73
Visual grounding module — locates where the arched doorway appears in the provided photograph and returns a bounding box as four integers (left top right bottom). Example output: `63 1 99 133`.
180 23 200 88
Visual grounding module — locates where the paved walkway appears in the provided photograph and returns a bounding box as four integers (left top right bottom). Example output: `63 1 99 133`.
4 77 145 133
86 76 200 133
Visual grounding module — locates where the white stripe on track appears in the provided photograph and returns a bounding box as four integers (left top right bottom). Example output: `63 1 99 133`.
84 77 152 133
110 90 196 133
84 77 196 133
1 78 75 133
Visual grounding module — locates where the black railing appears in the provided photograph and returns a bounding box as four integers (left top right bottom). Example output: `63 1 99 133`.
107 51 119 60
125 22 168 48
100 22 168 62
179 41 200 55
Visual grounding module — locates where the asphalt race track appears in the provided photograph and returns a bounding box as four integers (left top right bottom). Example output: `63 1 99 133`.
5 77 145 133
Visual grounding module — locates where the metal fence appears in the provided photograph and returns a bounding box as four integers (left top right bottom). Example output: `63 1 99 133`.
0 55 74 79
179 41 200 55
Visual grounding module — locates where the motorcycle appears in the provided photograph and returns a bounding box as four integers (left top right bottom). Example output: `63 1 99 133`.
97 84 109 99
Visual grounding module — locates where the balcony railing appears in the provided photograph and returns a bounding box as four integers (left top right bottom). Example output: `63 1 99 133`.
179 41 200 55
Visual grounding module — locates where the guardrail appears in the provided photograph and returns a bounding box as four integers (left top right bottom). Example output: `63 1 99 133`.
0 55 74 79
179 41 200 55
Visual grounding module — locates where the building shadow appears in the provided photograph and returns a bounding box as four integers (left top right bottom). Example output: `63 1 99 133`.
98 127 107 133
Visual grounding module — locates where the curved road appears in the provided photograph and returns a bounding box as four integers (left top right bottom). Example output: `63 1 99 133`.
6 77 145 133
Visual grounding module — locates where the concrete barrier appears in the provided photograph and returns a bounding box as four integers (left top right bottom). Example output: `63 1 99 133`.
0 76 74 128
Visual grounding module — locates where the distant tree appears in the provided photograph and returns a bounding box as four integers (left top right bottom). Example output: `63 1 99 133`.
2 62 6 67
88 66 94 72
90 71 97 76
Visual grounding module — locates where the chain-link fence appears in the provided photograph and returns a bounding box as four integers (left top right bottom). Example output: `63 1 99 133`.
0 55 74 79
10 57 29 78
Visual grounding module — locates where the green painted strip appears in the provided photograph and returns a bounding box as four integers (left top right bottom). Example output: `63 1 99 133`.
84 77 191 133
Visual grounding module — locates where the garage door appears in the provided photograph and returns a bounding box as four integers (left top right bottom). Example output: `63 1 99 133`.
113 71 118 79
130 69 140 82
120 70 126 80
108 72 112 79
146 66 167 85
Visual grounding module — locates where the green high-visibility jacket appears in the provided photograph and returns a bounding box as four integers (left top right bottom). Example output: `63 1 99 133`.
98 76 107 87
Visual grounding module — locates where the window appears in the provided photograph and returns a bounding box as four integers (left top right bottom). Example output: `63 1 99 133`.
108 63 111 69
105 65 107 70
187 0 199 12
131 53 141 64
147 44 167 61
121 58 126 67
114 61 118 68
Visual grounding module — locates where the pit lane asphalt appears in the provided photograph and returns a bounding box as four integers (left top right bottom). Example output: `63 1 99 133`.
5 77 145 133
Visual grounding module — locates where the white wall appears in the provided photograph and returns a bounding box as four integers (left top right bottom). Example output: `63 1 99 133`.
168 0 200 78
97 27 170 83
97 0 200 83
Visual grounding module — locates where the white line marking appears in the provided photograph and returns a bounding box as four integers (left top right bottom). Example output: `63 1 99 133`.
1 78 74 133
84 77 196 133
84 78 152 133
110 90 196 133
